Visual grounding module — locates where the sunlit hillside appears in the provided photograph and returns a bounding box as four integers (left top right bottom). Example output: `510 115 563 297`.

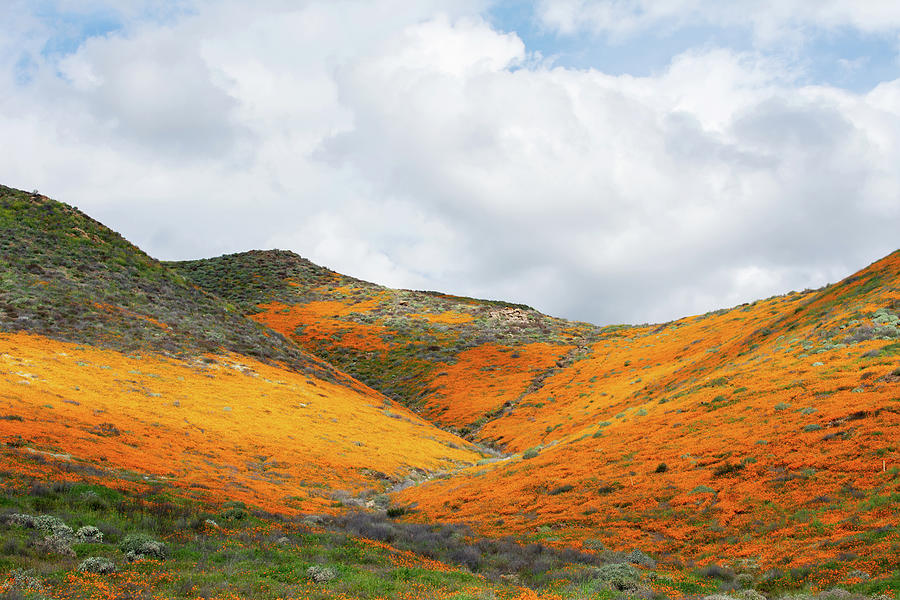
178 246 900 583
0 185 481 513
0 332 478 514
2 184 898 598
398 252 900 577
171 249 606 443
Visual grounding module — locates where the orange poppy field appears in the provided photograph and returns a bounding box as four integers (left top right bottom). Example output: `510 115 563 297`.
1 185 898 598
239 250 900 581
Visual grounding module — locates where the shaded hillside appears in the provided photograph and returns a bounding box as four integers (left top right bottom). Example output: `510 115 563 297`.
171 250 614 438
0 186 346 385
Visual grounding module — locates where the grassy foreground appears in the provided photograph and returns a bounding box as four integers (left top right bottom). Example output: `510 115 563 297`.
1 459 897 600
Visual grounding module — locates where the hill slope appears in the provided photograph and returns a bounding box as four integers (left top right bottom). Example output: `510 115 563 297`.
397 251 900 571
176 246 900 579
0 185 349 384
0 185 481 513
171 250 611 441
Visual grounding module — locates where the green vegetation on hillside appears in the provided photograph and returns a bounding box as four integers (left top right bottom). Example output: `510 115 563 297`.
171 250 612 412
0 186 349 385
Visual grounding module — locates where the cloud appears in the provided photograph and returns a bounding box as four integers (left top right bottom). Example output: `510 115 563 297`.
535 0 900 43
0 1 898 325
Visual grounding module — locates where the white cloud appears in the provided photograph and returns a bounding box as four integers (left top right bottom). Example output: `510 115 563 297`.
535 0 900 43
0 1 898 325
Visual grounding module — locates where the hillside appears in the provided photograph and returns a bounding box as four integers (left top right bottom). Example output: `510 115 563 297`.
398 252 900 572
176 246 900 584
0 185 349 386
171 249 610 441
0 185 481 515
2 184 898 597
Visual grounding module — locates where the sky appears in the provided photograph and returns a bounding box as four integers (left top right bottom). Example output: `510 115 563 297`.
1 1 899 325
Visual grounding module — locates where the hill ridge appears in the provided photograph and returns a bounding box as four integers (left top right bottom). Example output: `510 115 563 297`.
0 185 363 388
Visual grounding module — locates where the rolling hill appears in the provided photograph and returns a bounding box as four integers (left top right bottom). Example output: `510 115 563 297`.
0 185 481 515
174 243 900 584
1 183 898 598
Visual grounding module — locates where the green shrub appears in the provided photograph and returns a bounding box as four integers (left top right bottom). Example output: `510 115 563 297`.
78 556 116 574
522 447 540 460
75 525 103 543
119 533 168 561
592 562 640 590
8 568 44 593
307 565 337 583
628 548 656 568
220 507 248 521
34 514 72 538
35 533 75 557
713 462 745 477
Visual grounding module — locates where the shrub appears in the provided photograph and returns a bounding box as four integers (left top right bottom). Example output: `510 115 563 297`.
548 484 574 495
220 507 247 521
78 556 117 574
628 548 656 568
120 533 168 560
75 525 103 543
803 424 823 432
700 563 736 581
5 513 36 528
654 463 668 473
79 491 108 510
713 462 745 477
592 562 640 591
8 568 44 592
583 539 606 551
34 533 75 557
34 514 72 538
522 447 540 460
736 573 755 588
307 565 337 583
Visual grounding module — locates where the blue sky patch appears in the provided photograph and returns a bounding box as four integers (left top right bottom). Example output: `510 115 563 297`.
487 1 899 91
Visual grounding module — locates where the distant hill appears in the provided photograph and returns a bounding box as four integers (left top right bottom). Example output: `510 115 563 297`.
171 249 614 440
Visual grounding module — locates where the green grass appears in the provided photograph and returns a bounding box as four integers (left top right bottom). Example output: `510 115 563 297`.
0 476 511 599
10 472 874 600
